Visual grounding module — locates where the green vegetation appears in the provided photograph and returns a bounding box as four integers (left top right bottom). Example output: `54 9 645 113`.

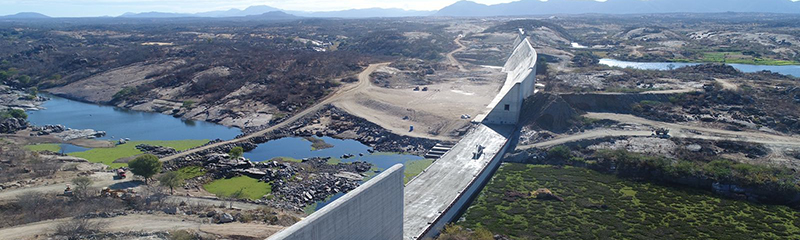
24 144 61 152
595 149 800 193
326 158 342 165
459 164 800 239
305 137 334 151
111 86 137 102
203 176 271 200
68 140 208 168
0 109 27 120
128 154 162 183
438 224 494 240
404 159 434 184
228 146 244 159
181 100 194 109
158 171 184 194
672 51 800 66
572 52 600 67
268 156 302 163
176 166 206 179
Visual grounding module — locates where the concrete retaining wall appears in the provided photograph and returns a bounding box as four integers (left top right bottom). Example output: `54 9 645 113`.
268 164 405 240
418 128 515 239
480 38 537 125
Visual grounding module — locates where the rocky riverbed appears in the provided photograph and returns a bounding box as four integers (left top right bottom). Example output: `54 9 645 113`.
0 85 47 111
166 152 372 211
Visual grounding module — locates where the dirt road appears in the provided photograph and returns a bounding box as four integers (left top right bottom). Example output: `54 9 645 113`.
160 63 389 162
0 172 138 201
0 214 283 240
447 35 467 71
517 112 800 150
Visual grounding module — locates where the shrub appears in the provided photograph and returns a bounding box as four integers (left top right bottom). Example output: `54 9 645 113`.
129 154 162 183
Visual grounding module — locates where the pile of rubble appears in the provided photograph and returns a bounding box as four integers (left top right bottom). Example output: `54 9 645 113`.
0 117 28 133
285 106 437 155
135 144 178 157
31 124 107 141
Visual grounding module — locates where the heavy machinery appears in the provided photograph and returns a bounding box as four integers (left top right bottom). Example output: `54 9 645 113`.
653 128 671 139
114 168 127 180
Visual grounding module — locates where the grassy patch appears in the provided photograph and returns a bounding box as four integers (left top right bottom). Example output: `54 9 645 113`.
304 137 334 151
326 158 342 165
268 157 302 163
68 140 208 168
177 166 206 179
404 159 434 184
203 176 271 200
459 164 800 239
24 144 61 152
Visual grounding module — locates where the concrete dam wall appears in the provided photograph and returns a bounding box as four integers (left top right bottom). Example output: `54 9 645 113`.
267 164 405 240
477 37 538 125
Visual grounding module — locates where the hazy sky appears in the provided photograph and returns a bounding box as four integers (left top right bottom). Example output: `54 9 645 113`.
0 0 520 17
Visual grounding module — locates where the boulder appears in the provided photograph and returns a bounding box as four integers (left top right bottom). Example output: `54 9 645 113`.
217 213 235 223
162 207 180 215
532 188 564 202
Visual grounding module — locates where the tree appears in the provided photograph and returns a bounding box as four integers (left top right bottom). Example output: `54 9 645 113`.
571 52 599 67
229 146 244 159
129 154 162 184
536 57 549 78
228 188 246 208
71 176 93 198
158 171 183 195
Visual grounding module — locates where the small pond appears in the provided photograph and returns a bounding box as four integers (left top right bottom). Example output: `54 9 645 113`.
245 136 425 211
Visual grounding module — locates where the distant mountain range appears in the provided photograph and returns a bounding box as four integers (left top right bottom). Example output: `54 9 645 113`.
2 0 799 20
0 12 51 19
436 0 800 16
117 5 430 19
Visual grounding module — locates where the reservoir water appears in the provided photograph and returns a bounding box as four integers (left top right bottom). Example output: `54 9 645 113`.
27 95 425 212
599 58 800 77
27 95 241 141
245 136 425 211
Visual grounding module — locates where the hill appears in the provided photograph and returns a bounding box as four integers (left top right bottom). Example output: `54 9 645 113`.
436 0 800 17
0 12 50 19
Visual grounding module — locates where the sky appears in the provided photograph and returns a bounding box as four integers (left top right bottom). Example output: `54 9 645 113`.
0 0 519 17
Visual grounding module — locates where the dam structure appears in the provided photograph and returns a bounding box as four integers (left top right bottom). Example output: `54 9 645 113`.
403 36 538 240
267 36 537 240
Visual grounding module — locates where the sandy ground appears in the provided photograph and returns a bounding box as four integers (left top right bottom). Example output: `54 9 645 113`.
334 37 506 141
0 214 283 240
518 112 800 159
0 172 136 201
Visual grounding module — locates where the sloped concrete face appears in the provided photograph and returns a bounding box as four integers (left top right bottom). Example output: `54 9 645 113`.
478 38 537 125
268 164 405 240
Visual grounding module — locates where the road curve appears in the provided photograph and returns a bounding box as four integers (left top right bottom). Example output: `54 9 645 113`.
159 63 389 162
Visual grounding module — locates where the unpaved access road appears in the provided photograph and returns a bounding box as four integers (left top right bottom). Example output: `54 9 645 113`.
517 112 800 150
447 35 467 71
0 172 135 201
0 214 283 240
160 63 389 162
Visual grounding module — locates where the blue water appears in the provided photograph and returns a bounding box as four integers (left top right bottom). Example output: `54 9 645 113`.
599 59 800 77
25 95 420 212
26 95 241 141
245 136 424 210
60 144 90 153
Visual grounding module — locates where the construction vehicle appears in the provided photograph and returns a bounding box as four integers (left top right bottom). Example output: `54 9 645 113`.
62 185 73 196
653 128 671 139
101 187 135 199
114 168 127 180
472 144 485 159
